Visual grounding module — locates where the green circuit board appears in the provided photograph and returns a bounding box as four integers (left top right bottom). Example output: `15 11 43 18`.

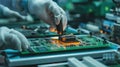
21 35 113 55
110 64 120 67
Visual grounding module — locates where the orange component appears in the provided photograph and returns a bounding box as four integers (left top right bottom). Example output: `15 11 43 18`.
100 30 103 34
61 37 66 42
51 39 81 47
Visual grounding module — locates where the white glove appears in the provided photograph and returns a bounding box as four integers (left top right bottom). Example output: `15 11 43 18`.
0 27 30 51
28 0 67 32
0 4 33 22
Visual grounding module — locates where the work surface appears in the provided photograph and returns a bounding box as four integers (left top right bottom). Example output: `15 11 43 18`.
1 35 119 67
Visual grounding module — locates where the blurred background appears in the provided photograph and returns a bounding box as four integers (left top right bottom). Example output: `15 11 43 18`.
1 0 120 67
53 0 120 44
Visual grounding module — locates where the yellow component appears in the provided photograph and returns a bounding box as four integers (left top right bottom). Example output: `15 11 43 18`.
51 39 81 47
62 37 66 42
100 30 103 34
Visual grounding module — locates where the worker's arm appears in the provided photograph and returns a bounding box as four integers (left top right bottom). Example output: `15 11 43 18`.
0 4 33 22
0 5 24 19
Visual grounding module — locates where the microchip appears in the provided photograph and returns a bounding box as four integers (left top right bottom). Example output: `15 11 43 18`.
59 35 77 42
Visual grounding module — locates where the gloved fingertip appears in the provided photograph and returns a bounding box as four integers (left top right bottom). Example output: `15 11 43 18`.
61 15 67 31
55 15 61 25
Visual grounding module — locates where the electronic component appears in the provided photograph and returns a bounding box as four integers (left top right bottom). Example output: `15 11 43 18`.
112 23 120 44
59 35 78 42
113 23 120 37
113 0 120 6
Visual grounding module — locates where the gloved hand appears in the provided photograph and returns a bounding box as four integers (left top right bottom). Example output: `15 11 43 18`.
28 0 67 32
0 4 33 22
0 27 30 51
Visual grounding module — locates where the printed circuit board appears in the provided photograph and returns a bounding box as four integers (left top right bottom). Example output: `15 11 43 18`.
21 35 113 55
